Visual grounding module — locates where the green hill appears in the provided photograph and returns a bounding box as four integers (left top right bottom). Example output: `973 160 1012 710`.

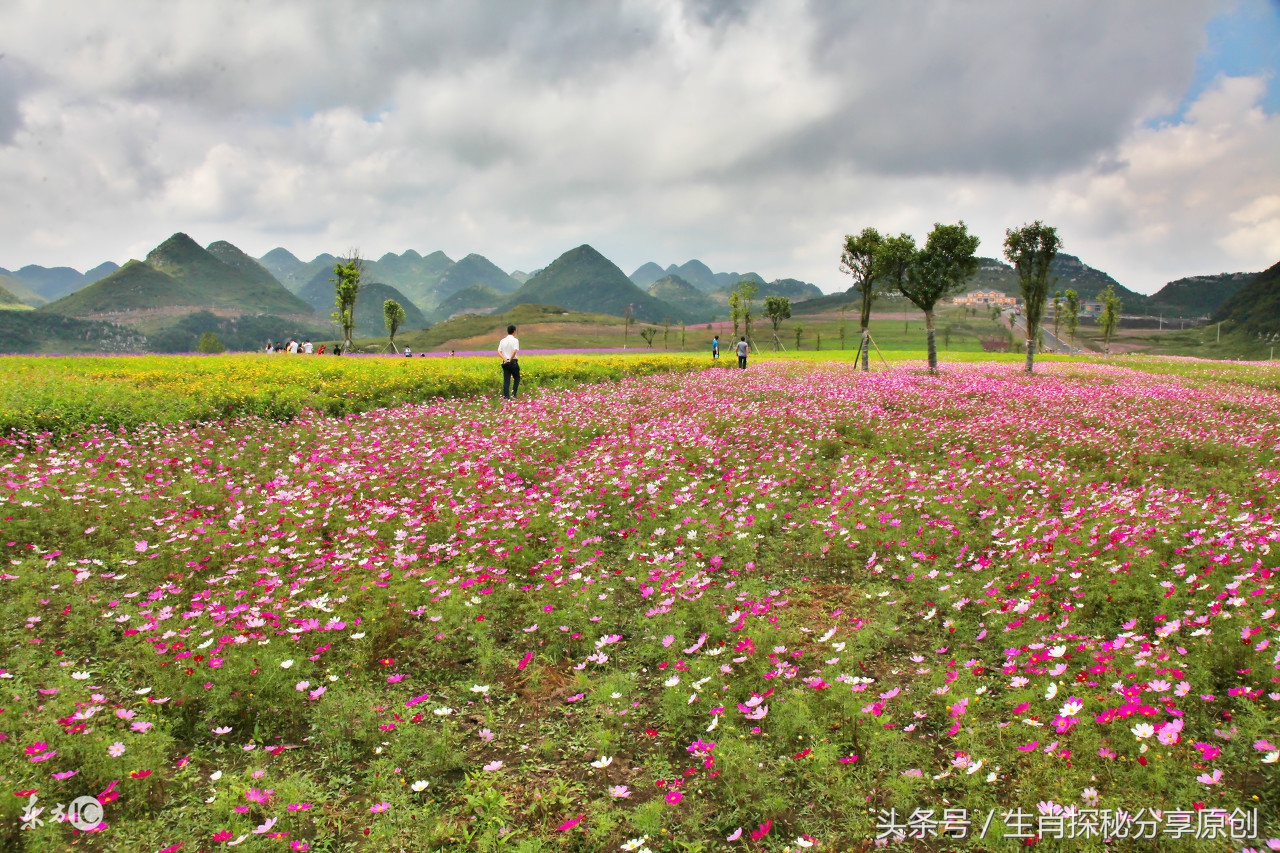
435 253 520 299
260 250 339 294
647 275 718 320
0 311 149 353
0 273 47 306
0 280 24 306
629 262 667 288
712 277 822 302
366 250 456 309
144 234 312 315
1150 271 1256 318
258 247 304 282
41 260 205 315
10 265 85 300
84 262 120 285
499 245 680 322
1212 260 1280 338
42 234 314 317
962 254 1153 312
431 284 504 321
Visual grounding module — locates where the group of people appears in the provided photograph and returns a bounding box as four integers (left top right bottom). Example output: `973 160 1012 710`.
710 334 751 368
266 339 332 355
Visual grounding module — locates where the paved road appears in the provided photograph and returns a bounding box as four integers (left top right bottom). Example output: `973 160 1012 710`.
1002 309 1079 354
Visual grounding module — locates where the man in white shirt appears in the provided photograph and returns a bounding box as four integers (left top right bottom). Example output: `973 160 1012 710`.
287 339 299 354
498 324 520 399
303 340 314 354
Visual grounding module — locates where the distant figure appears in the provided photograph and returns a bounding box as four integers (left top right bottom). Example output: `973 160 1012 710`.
450 350 455 357
334 345 342 356
498 324 520 399
264 342 273 353
736 336 749 369
287 339 299 354
274 341 284 353
712 335 720 360
303 339 313 354
317 344 326 355
404 346 412 357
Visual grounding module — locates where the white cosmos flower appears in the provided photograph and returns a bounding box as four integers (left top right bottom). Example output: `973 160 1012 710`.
1131 723 1156 740
590 756 613 768
1045 682 1059 700
71 671 91 680
280 660 293 669
411 780 430 791
470 685 490 694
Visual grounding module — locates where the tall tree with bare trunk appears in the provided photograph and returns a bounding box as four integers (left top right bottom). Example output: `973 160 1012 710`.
841 227 884 371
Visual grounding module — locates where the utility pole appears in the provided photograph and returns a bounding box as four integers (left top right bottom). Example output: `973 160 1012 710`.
1217 321 1221 343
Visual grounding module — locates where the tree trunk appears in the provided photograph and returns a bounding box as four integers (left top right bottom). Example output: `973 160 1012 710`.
860 327 870 371
925 309 937 372
1025 336 1035 373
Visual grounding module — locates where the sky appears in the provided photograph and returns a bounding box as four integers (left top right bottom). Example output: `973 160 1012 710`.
0 0 1278 295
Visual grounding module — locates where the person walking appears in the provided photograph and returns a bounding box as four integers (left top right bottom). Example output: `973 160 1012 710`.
498 324 521 399
712 335 720 360
735 336 749 369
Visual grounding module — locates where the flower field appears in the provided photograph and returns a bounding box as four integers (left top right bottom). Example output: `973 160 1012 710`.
1 358 1278 851
0 353 718 442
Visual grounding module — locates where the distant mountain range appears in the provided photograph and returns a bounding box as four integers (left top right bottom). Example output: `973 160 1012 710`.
6 233 1275 352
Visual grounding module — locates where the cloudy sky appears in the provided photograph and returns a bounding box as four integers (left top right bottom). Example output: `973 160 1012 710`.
1 0 1278 293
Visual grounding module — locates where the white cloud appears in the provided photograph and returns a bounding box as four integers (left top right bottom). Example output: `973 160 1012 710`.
0 0 1274 295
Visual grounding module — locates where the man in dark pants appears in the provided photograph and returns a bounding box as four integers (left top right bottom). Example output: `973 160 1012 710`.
498 324 521 399
735 336 749 369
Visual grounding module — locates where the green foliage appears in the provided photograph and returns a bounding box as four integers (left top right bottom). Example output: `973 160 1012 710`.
1064 288 1081 349
793 322 803 350
383 298 407 348
1099 283 1123 353
196 332 225 353
1004 220 1062 371
841 227 885 330
639 327 657 347
331 252 365 349
763 295 791 350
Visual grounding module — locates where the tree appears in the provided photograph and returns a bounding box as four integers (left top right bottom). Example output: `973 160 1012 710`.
1099 284 1122 354
623 304 635 349
838 307 847 350
793 323 803 350
728 291 742 340
733 279 759 347
816 331 821 351
885 222 980 372
331 249 365 354
662 317 671 350
1063 289 1080 352
680 320 686 351
639 327 657 348
942 324 951 350
763 295 792 350
1003 221 1062 373
196 332 224 354
841 227 884 371
383 299 407 353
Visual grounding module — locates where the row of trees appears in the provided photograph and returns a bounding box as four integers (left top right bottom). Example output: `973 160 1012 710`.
330 249 410 354
839 220 1124 373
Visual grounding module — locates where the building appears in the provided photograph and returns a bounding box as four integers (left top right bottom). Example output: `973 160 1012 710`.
952 289 1018 307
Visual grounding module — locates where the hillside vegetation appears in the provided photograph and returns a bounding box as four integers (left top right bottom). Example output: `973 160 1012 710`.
499 245 681 322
